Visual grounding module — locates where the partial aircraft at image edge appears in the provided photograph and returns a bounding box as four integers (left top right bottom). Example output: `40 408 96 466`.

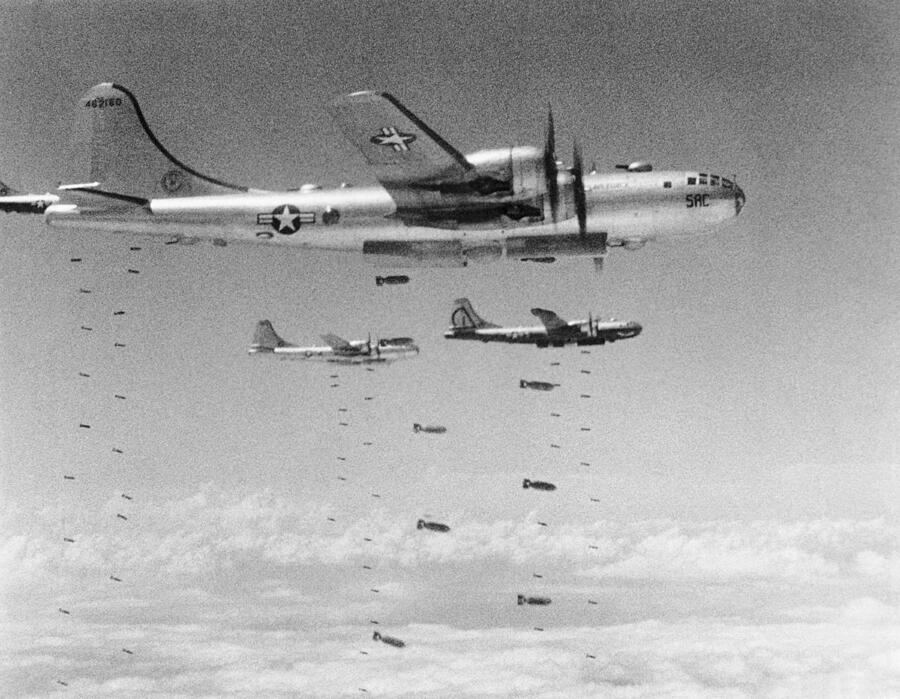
0 180 58 214
445 298 641 348
5 82 744 275
248 320 418 364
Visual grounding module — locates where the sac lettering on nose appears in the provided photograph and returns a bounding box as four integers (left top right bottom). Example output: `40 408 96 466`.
685 193 709 208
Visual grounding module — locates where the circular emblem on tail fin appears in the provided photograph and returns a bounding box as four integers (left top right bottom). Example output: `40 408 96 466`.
160 169 186 193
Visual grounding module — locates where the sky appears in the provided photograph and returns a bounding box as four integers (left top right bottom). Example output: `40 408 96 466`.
0 0 898 696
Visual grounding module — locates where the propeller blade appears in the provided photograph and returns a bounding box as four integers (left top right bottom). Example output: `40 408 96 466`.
588 312 594 337
571 140 587 236
543 107 559 223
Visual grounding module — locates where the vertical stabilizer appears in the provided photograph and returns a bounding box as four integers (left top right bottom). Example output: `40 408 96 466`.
0 180 19 196
69 83 247 200
450 298 497 329
250 320 290 352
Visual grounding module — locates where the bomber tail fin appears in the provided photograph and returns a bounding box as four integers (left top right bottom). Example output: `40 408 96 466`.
250 320 290 352
0 180 19 196
450 298 497 330
65 83 248 203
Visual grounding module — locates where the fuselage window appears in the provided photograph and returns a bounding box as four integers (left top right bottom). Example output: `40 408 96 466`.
663 181 672 188
711 175 719 186
699 175 707 185
687 176 696 185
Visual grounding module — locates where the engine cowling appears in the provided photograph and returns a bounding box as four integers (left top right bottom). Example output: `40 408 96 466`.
464 146 544 199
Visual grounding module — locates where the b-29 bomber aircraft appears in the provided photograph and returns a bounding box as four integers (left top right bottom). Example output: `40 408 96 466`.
36 83 744 274
444 298 641 348
248 320 418 364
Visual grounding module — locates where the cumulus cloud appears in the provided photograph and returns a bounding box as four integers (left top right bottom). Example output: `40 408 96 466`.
3 486 897 587
3 607 899 697
3 487 898 695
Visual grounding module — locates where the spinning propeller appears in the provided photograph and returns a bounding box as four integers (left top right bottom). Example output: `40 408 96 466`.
542 108 599 274
542 108 559 224
542 109 588 237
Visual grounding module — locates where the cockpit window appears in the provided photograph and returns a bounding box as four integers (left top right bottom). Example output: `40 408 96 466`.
711 175 719 186
687 176 696 185
722 178 733 189
698 174 707 185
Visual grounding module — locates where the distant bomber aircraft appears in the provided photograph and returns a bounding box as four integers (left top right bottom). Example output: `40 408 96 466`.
248 320 418 364
445 298 641 347
38 83 744 275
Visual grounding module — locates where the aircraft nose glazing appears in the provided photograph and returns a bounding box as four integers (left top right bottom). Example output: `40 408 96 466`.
625 321 642 337
734 184 746 216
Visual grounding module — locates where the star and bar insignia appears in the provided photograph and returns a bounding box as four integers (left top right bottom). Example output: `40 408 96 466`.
257 205 315 234
370 127 416 152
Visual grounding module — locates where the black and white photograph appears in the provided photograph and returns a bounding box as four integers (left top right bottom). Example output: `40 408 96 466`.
1 1 897 695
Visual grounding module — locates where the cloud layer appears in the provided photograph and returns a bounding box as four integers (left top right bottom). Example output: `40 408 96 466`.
3 605 899 697
2 486 898 696
3 486 898 582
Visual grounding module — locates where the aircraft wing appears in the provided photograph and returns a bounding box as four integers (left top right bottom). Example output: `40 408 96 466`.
320 333 365 355
531 308 569 332
330 92 471 185
329 92 505 214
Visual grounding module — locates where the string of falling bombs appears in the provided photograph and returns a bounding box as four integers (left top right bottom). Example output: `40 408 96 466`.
548 353 607 661
516 370 558 634
515 351 603 643
346 369 453 657
326 371 404 659
60 246 143 688
329 372 377 658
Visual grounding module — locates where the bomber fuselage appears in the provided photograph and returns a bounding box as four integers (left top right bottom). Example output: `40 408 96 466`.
445 318 642 346
45 169 744 264
248 341 419 364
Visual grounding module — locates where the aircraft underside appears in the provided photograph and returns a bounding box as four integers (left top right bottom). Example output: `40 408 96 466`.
43 202 720 266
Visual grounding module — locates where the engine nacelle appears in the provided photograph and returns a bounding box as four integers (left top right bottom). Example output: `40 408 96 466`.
465 146 543 199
